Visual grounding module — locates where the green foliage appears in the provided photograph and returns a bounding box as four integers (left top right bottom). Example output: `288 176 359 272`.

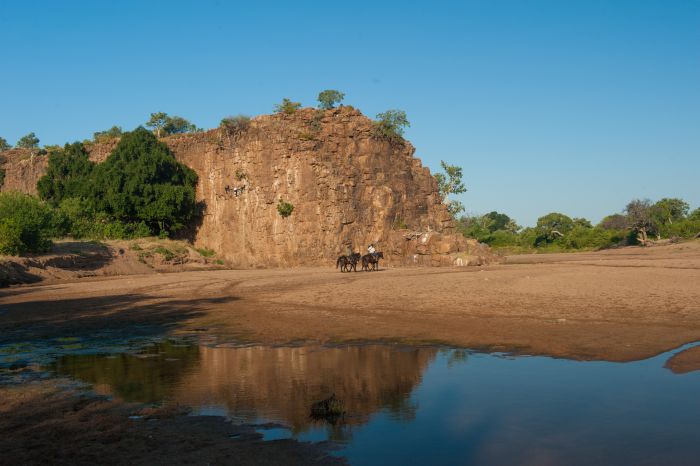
393 217 408 230
0 137 10 152
598 214 627 230
37 142 96 206
90 128 198 235
274 98 302 115
0 169 5 188
434 160 467 216
195 247 215 258
535 212 575 243
298 131 315 141
16 132 39 149
317 89 345 109
220 115 251 133
372 110 410 141
93 126 123 143
0 192 61 255
277 199 294 218
146 112 197 137
235 169 247 181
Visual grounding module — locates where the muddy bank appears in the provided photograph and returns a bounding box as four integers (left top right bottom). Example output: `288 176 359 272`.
0 379 344 466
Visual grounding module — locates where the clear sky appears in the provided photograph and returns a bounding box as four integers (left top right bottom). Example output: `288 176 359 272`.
1 0 698 226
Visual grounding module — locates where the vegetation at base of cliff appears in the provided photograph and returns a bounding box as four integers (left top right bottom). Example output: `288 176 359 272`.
35 128 198 240
317 90 345 109
0 169 5 188
0 193 62 255
274 98 302 115
459 198 700 253
277 199 294 218
372 110 410 142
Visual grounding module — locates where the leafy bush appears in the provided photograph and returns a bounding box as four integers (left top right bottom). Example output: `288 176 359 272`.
277 199 294 218
274 98 302 115
372 110 410 142
93 126 123 143
16 132 40 149
196 247 215 257
0 169 5 188
0 137 11 152
37 142 96 206
146 112 197 137
317 90 345 109
220 115 251 134
0 192 62 255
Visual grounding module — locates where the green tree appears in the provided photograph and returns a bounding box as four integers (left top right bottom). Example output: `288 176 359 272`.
483 211 516 232
37 142 96 206
16 132 39 149
274 98 302 115
536 212 574 242
573 217 593 228
690 208 700 221
652 198 689 226
317 90 345 109
146 112 169 137
373 110 410 141
164 116 197 135
434 161 467 216
90 127 198 234
93 126 123 143
0 137 10 152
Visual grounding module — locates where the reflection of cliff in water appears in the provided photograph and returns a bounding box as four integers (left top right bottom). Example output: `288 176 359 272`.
175 345 438 432
51 343 439 433
50 341 201 403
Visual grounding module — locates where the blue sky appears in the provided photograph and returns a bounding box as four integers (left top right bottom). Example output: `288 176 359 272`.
1 0 698 226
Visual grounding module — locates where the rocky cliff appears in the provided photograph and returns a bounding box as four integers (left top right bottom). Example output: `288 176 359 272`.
0 107 494 267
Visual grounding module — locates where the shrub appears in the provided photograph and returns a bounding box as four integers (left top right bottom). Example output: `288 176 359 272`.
0 169 5 188
317 90 345 109
196 247 215 257
0 192 60 254
93 126 123 143
274 98 302 115
220 115 251 134
16 133 40 149
0 137 11 152
235 169 247 181
37 142 96 206
372 110 409 141
277 199 294 218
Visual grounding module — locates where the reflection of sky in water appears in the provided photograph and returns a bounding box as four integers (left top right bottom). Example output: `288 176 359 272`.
50 342 700 466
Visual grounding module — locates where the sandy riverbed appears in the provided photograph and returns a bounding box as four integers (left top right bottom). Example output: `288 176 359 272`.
2 241 699 362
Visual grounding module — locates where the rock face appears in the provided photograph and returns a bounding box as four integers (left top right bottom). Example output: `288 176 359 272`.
0 107 496 267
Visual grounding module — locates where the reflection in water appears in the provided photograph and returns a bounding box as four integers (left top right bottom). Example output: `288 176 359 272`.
52 342 700 466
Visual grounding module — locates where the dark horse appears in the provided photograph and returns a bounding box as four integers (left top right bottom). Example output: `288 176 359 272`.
336 252 361 272
361 252 384 271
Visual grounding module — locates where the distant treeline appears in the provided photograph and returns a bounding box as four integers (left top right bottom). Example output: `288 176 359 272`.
458 199 700 252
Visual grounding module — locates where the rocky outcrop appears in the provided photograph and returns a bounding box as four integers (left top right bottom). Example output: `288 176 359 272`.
0 107 497 267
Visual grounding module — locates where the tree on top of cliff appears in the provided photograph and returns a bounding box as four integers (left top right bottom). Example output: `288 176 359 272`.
435 160 466 216
317 90 345 109
372 110 410 142
146 113 197 138
91 127 198 234
37 142 96 205
274 98 302 115
220 115 251 133
93 126 123 143
16 132 40 149
0 137 10 152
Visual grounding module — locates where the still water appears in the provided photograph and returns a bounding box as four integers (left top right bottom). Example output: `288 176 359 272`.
50 342 700 466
